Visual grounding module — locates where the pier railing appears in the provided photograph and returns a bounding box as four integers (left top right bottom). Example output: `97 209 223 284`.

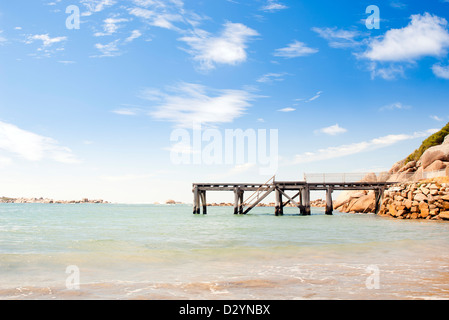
304 169 448 184
304 172 391 183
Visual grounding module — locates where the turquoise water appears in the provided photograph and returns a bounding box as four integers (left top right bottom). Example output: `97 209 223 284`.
1 204 449 299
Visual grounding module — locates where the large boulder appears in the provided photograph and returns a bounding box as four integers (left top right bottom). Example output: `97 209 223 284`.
347 192 376 213
424 160 448 172
333 190 366 210
420 143 449 169
389 159 406 174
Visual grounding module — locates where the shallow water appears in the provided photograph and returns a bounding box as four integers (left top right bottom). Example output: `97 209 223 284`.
1 204 449 300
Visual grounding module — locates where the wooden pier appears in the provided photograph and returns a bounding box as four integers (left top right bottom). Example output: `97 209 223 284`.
192 174 396 216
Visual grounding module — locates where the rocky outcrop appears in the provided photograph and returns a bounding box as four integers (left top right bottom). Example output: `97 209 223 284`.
377 181 449 220
335 133 449 217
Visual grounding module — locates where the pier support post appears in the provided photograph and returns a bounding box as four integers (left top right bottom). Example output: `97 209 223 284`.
275 188 279 216
234 187 240 215
200 190 207 215
303 186 311 215
325 187 333 215
275 188 283 216
299 188 305 215
193 186 200 214
238 190 244 215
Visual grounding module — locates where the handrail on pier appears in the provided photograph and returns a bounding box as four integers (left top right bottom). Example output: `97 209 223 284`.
242 175 275 207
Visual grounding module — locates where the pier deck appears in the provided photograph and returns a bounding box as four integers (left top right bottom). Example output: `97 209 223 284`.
192 175 396 216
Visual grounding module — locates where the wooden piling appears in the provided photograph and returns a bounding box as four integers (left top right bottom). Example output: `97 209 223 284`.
275 188 283 216
325 187 333 215
200 191 207 215
299 188 305 215
238 190 244 214
193 186 199 214
303 186 311 215
234 187 240 215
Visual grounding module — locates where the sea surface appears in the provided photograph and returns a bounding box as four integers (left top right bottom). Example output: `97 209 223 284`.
1 203 449 300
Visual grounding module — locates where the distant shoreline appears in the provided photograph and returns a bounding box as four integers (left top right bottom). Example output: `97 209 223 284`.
0 197 109 204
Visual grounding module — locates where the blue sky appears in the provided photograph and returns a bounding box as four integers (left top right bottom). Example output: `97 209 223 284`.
0 0 449 203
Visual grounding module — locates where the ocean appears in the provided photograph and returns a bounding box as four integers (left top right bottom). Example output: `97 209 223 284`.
1 203 449 300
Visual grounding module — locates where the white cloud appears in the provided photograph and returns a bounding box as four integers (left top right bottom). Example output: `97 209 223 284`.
27 34 67 47
81 0 116 16
316 124 347 136
367 63 405 80
145 82 257 127
293 129 437 164
0 121 79 164
274 40 318 58
312 27 360 48
261 0 288 12
430 115 444 121
0 30 6 44
306 91 323 102
125 30 142 42
390 1 407 9
94 17 128 36
179 22 259 70
277 107 295 112
112 108 139 116
129 7 184 31
94 39 120 57
380 102 411 111
432 63 449 79
362 13 449 62
128 0 201 31
256 72 287 83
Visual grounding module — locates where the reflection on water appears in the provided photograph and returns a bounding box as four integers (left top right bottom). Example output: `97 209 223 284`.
1 204 449 299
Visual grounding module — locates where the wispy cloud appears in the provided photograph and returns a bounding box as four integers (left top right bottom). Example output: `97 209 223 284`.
316 124 347 136
80 0 116 16
430 115 444 121
380 102 411 111
94 17 128 36
0 30 6 44
144 82 258 127
25 33 67 57
432 63 449 79
274 40 318 58
0 121 80 164
179 22 259 70
26 34 67 47
306 91 323 102
277 107 295 112
312 27 361 48
112 108 139 116
125 30 142 42
93 39 124 57
260 0 288 12
256 72 287 83
293 129 438 164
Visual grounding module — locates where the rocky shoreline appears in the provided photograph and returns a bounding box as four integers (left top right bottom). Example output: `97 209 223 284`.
0 197 109 204
378 180 449 220
334 178 449 220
